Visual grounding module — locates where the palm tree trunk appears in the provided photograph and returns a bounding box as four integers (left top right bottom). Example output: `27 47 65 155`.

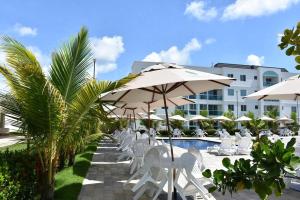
68 149 75 166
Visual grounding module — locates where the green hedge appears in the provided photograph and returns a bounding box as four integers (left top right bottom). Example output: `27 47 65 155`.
0 149 37 199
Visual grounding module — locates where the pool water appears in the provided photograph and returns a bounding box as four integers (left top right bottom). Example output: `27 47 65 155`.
164 139 219 150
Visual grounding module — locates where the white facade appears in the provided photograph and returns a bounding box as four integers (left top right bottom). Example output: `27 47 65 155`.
132 61 298 129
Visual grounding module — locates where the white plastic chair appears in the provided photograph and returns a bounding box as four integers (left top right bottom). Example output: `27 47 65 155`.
172 128 182 137
149 128 157 137
173 152 216 200
236 137 252 155
130 139 150 174
131 145 170 200
218 137 236 156
195 129 206 137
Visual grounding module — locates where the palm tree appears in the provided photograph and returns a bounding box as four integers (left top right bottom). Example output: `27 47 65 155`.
0 27 134 199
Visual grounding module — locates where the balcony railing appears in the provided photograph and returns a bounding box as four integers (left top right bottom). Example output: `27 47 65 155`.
199 95 223 100
208 110 223 116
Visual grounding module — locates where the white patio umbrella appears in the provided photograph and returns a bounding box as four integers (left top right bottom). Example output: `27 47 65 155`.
113 96 194 129
141 114 163 121
260 116 275 121
169 115 187 121
246 75 300 122
235 116 252 122
277 116 293 122
189 115 209 121
213 116 232 121
102 63 234 162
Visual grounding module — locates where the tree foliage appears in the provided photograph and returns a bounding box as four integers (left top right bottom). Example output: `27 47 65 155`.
203 137 300 200
278 21 300 70
243 112 266 136
221 110 236 134
170 109 185 129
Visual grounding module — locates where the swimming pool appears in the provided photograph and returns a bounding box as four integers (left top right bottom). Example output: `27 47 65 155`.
163 139 219 150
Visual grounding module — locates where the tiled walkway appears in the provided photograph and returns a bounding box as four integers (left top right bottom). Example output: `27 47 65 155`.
78 139 299 200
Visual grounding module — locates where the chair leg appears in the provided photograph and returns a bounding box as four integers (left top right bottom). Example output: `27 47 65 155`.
152 179 167 200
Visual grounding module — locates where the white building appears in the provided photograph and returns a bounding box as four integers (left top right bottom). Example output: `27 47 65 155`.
132 61 298 129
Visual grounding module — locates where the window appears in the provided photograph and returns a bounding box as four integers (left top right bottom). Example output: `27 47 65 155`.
228 89 234 96
200 104 207 110
241 105 247 112
228 105 234 111
189 111 196 115
189 104 196 110
189 94 196 99
263 71 278 86
240 75 246 81
255 105 258 109
199 92 207 99
292 106 297 113
240 90 247 97
254 76 257 80
228 74 234 78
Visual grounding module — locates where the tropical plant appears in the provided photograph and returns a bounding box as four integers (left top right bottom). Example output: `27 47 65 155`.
0 28 134 199
265 107 279 134
278 21 300 70
289 112 299 134
198 110 214 131
203 137 300 200
170 109 185 129
243 112 266 137
140 118 159 129
221 110 236 134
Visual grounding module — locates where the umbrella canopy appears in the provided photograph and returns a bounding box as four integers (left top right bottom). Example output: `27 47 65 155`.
141 114 163 121
102 63 234 103
189 115 209 121
169 115 187 121
277 116 293 122
260 116 275 121
235 116 252 122
213 116 232 121
246 75 300 100
113 96 195 111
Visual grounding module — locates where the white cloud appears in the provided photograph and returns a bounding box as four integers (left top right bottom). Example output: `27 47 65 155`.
185 1 217 21
246 54 264 66
204 38 216 44
222 0 300 20
90 36 125 75
143 38 201 64
14 23 37 36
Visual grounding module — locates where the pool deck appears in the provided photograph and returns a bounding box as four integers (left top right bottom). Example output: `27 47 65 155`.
78 138 300 200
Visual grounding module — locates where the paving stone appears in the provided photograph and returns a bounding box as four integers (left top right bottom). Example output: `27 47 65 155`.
78 139 300 200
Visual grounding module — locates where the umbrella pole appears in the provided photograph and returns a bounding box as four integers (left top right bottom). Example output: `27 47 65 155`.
162 92 177 200
297 96 299 124
148 103 151 144
133 109 137 140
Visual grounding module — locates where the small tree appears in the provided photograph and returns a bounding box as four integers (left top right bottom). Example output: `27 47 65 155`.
139 118 159 129
203 137 300 200
278 21 300 70
289 112 299 134
198 110 213 130
243 112 266 137
170 109 185 129
265 108 279 134
221 110 236 135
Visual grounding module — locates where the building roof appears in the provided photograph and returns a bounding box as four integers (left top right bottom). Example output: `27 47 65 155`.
132 61 290 73
214 63 288 72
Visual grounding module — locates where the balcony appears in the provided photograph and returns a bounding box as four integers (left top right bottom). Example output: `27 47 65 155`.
263 71 278 87
208 110 223 116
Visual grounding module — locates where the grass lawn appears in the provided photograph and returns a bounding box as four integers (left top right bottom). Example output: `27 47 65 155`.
54 141 98 200
0 142 28 152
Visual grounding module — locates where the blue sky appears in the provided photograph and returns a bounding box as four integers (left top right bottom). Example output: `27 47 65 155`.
0 0 300 81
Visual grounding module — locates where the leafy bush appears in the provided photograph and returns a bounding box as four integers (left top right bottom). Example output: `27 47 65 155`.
158 130 169 137
203 137 300 200
182 128 194 137
221 110 237 135
206 129 216 136
0 149 37 199
170 109 185 130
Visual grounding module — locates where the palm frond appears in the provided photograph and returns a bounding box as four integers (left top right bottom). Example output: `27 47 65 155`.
49 27 92 103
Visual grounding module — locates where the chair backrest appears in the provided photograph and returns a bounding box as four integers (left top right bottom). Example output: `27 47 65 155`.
188 147 205 171
238 137 252 149
220 137 234 149
140 133 149 139
132 139 150 157
143 145 169 180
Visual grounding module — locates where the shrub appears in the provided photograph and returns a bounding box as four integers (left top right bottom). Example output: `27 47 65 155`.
158 130 169 137
0 149 37 199
206 129 216 136
182 128 194 137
